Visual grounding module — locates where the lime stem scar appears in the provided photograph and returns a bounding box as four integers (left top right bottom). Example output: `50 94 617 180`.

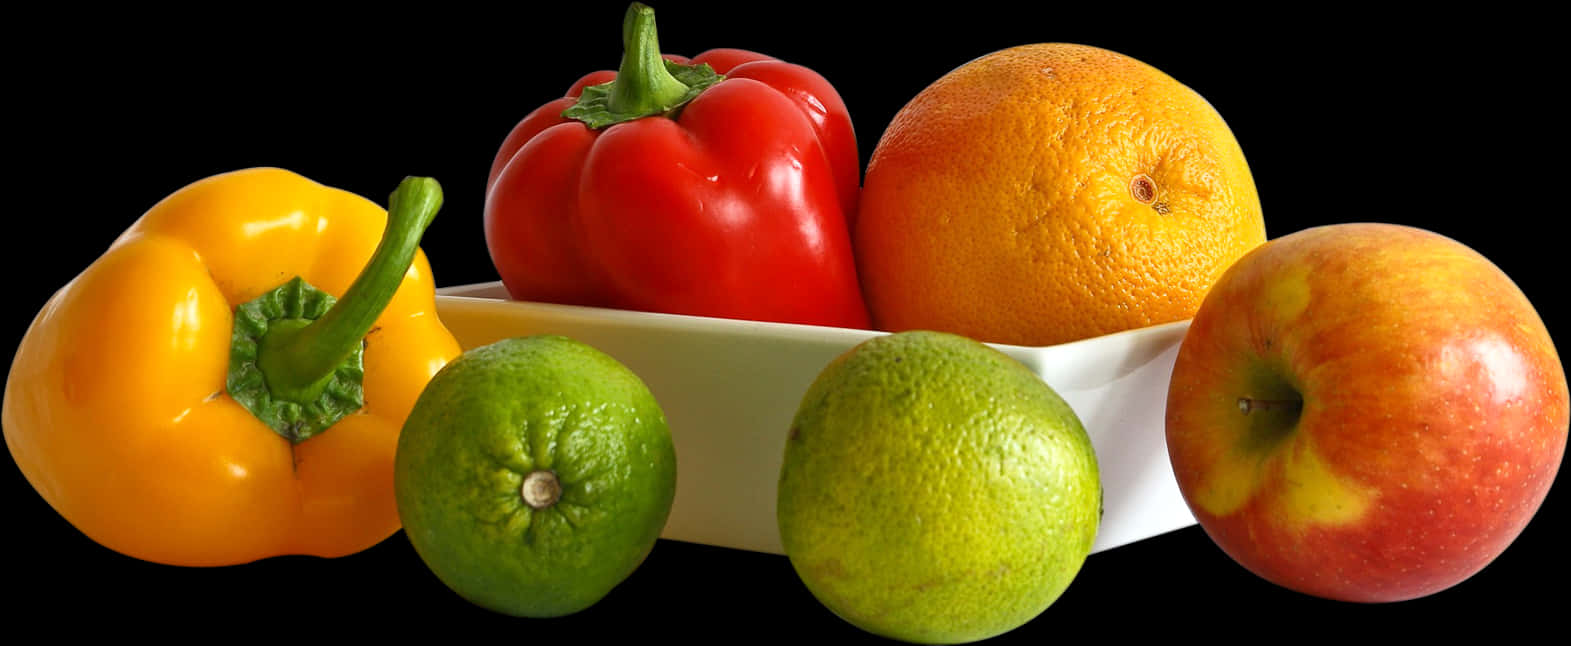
522 470 562 509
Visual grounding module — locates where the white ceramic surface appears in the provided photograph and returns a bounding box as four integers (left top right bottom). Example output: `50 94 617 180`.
433 282 1197 555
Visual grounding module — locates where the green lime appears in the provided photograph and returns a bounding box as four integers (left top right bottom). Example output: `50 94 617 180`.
777 330 1101 643
394 335 677 617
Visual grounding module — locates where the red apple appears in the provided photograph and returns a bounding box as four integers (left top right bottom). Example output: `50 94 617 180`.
1165 222 1568 602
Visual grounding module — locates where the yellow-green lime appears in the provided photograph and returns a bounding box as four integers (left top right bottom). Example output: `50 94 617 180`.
777 330 1101 643
394 335 676 617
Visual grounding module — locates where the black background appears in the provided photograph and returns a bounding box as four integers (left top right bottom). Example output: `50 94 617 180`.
6 1 1562 639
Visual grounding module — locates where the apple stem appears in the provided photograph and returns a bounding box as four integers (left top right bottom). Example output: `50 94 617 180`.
1237 397 1303 415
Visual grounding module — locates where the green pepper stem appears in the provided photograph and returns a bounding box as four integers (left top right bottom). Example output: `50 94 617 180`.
255 177 443 402
606 2 690 116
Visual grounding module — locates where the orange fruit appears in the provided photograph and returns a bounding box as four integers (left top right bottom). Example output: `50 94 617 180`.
856 43 1266 347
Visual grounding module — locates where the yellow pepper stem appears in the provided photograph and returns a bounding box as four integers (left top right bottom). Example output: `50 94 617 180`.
228 177 443 443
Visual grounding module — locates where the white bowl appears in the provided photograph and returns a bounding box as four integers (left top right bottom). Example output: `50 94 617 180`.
434 282 1197 555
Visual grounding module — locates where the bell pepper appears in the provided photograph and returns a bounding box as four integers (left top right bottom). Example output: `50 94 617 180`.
2 168 462 566
484 2 870 329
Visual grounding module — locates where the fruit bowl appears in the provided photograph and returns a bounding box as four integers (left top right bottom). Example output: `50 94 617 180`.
434 282 1197 555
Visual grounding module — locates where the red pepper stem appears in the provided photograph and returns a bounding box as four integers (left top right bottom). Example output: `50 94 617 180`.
255 177 443 403
606 2 691 116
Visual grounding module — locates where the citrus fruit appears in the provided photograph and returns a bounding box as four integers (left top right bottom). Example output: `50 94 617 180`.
856 43 1267 347
393 335 676 617
777 330 1101 643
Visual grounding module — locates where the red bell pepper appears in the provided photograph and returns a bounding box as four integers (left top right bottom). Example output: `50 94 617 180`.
484 2 869 329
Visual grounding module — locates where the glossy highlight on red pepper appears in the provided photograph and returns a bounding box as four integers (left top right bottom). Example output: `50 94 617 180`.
484 3 869 329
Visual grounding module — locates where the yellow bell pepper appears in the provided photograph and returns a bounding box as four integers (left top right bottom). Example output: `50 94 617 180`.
2 167 462 566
